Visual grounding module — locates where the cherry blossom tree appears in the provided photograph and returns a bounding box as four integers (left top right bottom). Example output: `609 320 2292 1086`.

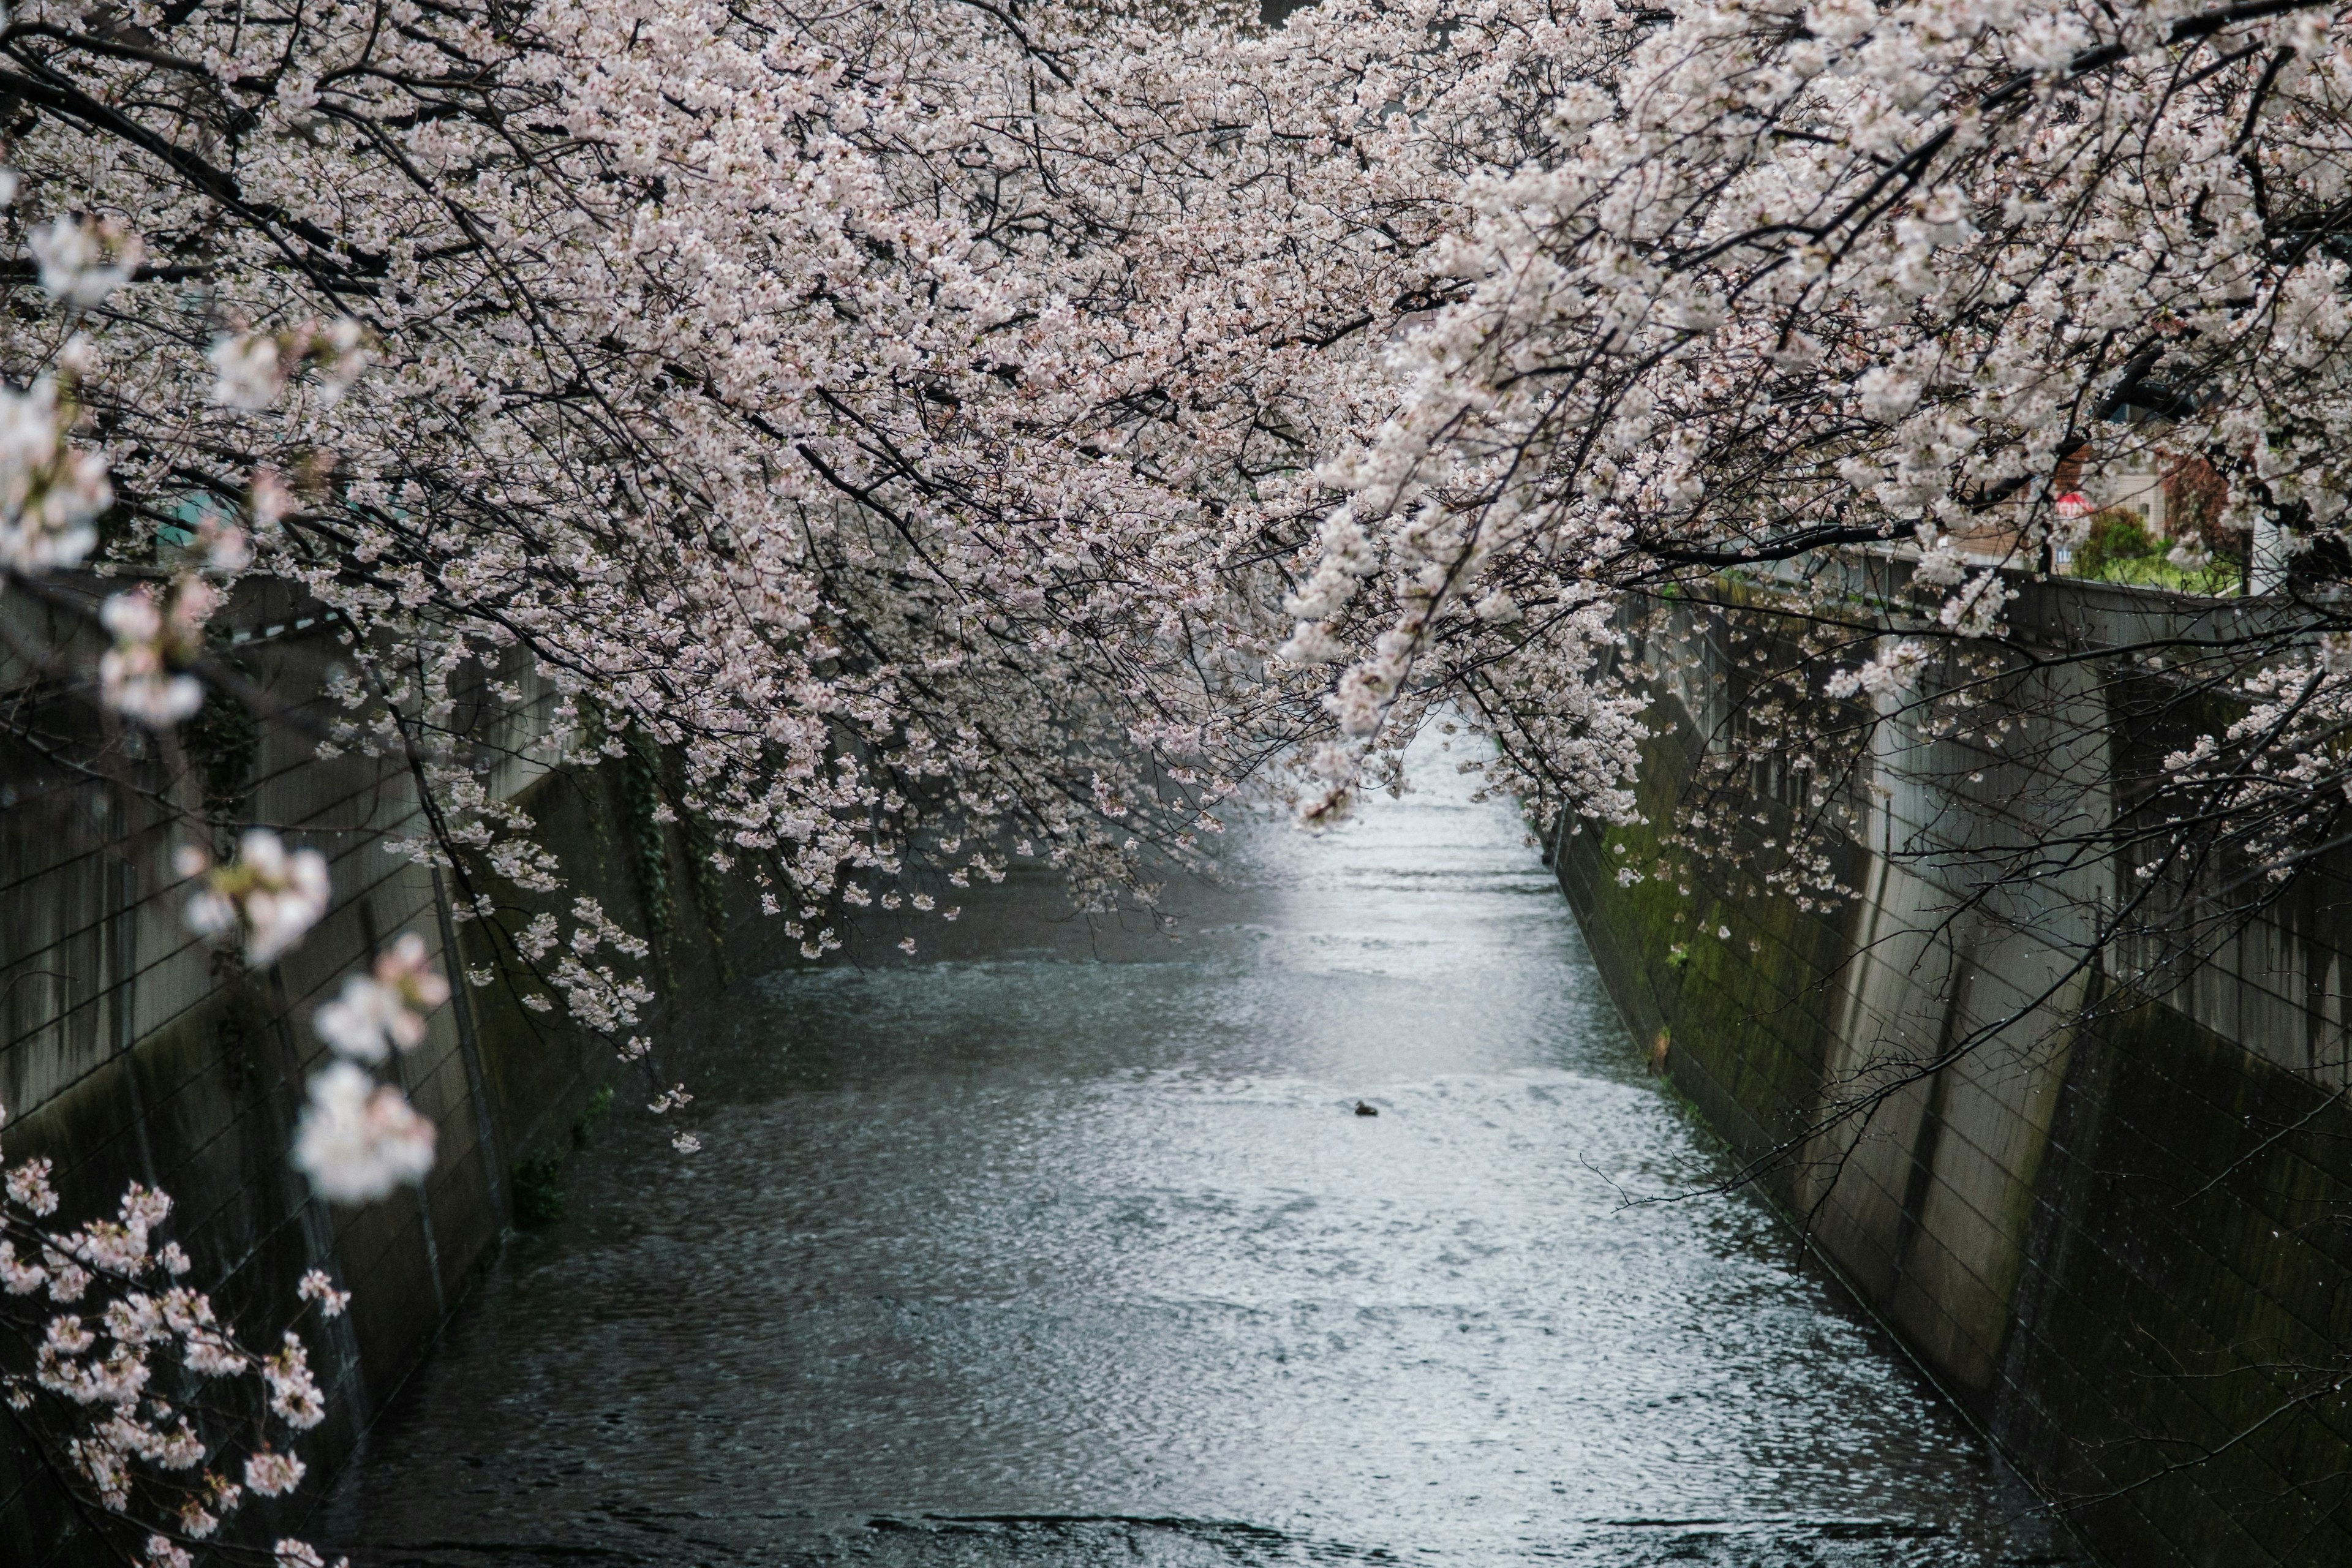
0 0 1503 1543
1277 0 2352 1086
1252 0 2352 1516
0 0 1377 1129
10 0 2352 1548
0 0 2345 1266
0 0 1666 1185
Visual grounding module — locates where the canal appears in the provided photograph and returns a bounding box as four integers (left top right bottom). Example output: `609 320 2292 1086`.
318 741 2077 1566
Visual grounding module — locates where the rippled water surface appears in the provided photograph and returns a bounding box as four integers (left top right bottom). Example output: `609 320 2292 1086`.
320 745 2078 1567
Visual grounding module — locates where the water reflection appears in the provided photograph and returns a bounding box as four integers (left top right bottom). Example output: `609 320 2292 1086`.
319 742 2076 1566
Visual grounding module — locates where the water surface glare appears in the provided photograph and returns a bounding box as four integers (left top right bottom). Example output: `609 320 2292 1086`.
322 750 2075 1567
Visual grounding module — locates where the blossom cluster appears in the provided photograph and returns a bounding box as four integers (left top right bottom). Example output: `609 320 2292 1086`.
1259 0 2352 881
176 832 331 968
0 371 110 574
0 1102 345 1566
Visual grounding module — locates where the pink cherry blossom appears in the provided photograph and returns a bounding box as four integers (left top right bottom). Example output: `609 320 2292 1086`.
291 1064 437 1203
179 831 331 966
314 933 450 1062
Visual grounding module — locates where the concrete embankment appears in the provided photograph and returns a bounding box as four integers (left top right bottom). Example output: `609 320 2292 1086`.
0 586 747 1562
1555 577 2352 1568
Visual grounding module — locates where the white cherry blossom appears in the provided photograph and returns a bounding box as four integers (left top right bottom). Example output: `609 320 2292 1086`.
2 1101 337 1561
98 581 213 727
27 216 142 308
314 933 450 1063
0 374 109 573
290 1063 437 1203
178 831 331 965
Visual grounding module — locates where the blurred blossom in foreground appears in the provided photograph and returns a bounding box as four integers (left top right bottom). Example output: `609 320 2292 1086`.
208 317 372 411
0 375 110 573
207 330 285 411
178 830 331 965
314 933 450 1063
292 1063 436 1203
99 578 216 727
29 215 143 308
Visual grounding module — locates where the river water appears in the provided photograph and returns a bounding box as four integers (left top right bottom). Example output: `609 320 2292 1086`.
319 742 2077 1567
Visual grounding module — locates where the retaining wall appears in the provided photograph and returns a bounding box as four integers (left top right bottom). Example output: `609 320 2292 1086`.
1555 577 2352 1567
0 586 744 1563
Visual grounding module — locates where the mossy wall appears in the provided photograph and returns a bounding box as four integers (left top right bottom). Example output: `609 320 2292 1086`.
1556 603 2352 1568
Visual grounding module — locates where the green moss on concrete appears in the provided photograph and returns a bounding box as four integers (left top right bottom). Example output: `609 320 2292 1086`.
1580 899 2352 1566
1561 617 2352 1567
1561 701 1860 1198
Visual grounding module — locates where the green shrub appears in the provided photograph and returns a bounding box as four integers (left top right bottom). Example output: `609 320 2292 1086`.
2073 508 2158 580
571 1084 614 1148
512 1147 567 1227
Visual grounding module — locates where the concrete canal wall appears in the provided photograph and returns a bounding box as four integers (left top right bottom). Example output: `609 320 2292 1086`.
12 563 2351 1567
1555 577 2352 1568
0 586 749 1562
